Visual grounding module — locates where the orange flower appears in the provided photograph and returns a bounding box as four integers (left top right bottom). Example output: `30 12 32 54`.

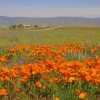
10 72 17 79
62 77 68 82
14 88 20 93
42 86 46 90
68 77 77 83
35 81 42 88
12 82 16 86
0 56 9 63
5 76 10 82
0 89 7 96
52 78 59 83
85 75 92 82
20 77 27 84
43 76 51 82
79 92 87 99
54 97 60 100
0 77 4 82
75 89 81 95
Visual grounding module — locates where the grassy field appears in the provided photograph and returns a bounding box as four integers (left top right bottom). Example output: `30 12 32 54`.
0 26 100 46
0 26 100 100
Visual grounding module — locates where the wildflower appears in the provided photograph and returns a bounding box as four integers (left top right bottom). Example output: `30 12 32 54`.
68 77 77 83
79 92 87 99
75 89 81 95
14 88 20 93
20 77 27 84
85 75 92 82
12 82 16 86
0 89 7 96
62 77 68 82
35 81 42 88
42 86 46 90
43 76 51 82
54 97 60 100
5 76 10 82
52 78 59 83
0 77 4 82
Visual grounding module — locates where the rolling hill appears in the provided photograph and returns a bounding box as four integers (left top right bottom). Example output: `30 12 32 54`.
0 16 100 26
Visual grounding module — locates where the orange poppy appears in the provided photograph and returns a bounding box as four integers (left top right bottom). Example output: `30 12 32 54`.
0 89 7 96
14 88 20 93
75 89 81 95
79 92 87 99
35 81 42 88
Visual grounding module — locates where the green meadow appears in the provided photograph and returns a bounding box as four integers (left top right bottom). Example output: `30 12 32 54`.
0 26 100 46
0 26 100 100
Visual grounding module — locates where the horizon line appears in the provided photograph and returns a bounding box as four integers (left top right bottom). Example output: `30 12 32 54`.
0 16 100 19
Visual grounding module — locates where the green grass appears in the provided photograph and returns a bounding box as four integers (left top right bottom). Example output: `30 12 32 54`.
0 26 100 100
0 26 100 46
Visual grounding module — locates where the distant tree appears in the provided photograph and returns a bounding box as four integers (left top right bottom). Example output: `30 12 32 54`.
34 25 38 28
17 24 23 29
11 25 16 29
19 24 22 27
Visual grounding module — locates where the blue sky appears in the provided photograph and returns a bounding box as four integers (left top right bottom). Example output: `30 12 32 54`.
0 0 100 17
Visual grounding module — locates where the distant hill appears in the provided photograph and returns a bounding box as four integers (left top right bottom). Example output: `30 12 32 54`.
0 16 100 26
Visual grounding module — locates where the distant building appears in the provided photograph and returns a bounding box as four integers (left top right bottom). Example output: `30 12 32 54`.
21 24 31 29
22 24 31 27
41 25 46 28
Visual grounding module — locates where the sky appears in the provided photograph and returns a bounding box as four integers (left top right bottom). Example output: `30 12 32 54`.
0 0 100 18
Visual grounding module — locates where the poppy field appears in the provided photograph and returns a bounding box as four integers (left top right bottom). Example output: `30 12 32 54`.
0 27 100 100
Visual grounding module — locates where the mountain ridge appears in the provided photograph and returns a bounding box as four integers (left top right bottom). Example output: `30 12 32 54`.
0 16 100 26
